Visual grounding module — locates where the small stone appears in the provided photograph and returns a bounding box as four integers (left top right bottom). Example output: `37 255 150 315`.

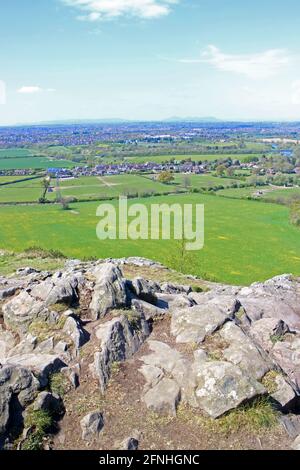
80 411 104 442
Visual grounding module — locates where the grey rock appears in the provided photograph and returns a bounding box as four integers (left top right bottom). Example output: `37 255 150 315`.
33 391 63 415
141 341 183 373
117 431 140 450
156 293 194 310
94 313 150 392
279 414 300 439
271 374 296 409
171 298 237 344
63 315 88 349
291 435 300 450
143 378 181 417
80 411 104 441
30 272 82 307
238 275 300 332
138 364 164 392
89 264 128 319
0 365 39 439
131 277 161 303
250 318 290 352
7 334 37 358
2 291 45 334
132 298 166 321
272 337 300 391
36 337 55 354
4 353 66 388
219 322 271 380
0 327 17 361
161 283 192 295
16 267 40 276
191 361 266 418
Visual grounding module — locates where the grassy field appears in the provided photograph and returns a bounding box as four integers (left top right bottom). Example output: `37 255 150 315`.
0 174 183 203
0 193 299 285
58 174 182 199
0 148 33 157
113 154 264 164
0 156 75 171
217 186 300 203
172 174 243 189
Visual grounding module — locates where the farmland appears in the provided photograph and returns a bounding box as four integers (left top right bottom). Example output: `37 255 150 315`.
217 185 300 203
172 174 243 189
112 153 264 164
0 174 184 203
0 148 75 170
0 193 299 285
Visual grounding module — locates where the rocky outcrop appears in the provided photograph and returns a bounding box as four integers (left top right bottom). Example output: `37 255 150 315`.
0 258 300 450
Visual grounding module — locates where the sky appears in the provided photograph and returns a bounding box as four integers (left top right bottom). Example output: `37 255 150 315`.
1 0 300 124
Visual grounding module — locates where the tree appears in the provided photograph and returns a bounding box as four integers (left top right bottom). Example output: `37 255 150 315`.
157 171 174 184
39 176 51 203
216 164 226 177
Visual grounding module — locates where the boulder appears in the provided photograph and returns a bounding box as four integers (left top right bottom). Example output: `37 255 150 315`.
93 313 150 392
131 277 161 303
132 298 166 321
291 435 300 450
33 391 63 415
161 283 192 295
2 291 45 334
0 327 17 361
4 353 66 388
171 298 237 344
89 264 128 319
118 436 139 451
6 334 37 358
238 275 300 332
270 374 296 410
30 272 83 307
143 378 181 417
271 337 300 391
190 361 266 418
80 411 104 442
63 315 89 349
219 322 271 380
0 365 39 440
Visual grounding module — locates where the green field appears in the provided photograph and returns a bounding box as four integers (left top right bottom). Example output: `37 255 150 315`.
58 174 182 200
115 153 263 164
217 186 300 203
172 174 243 189
0 157 74 171
0 148 33 158
0 174 182 203
0 193 299 285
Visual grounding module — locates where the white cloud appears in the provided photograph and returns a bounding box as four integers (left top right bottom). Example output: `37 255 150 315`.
181 45 291 79
17 86 43 94
62 0 178 21
17 86 56 94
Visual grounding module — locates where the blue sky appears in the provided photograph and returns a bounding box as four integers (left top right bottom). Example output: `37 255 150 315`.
1 0 300 124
